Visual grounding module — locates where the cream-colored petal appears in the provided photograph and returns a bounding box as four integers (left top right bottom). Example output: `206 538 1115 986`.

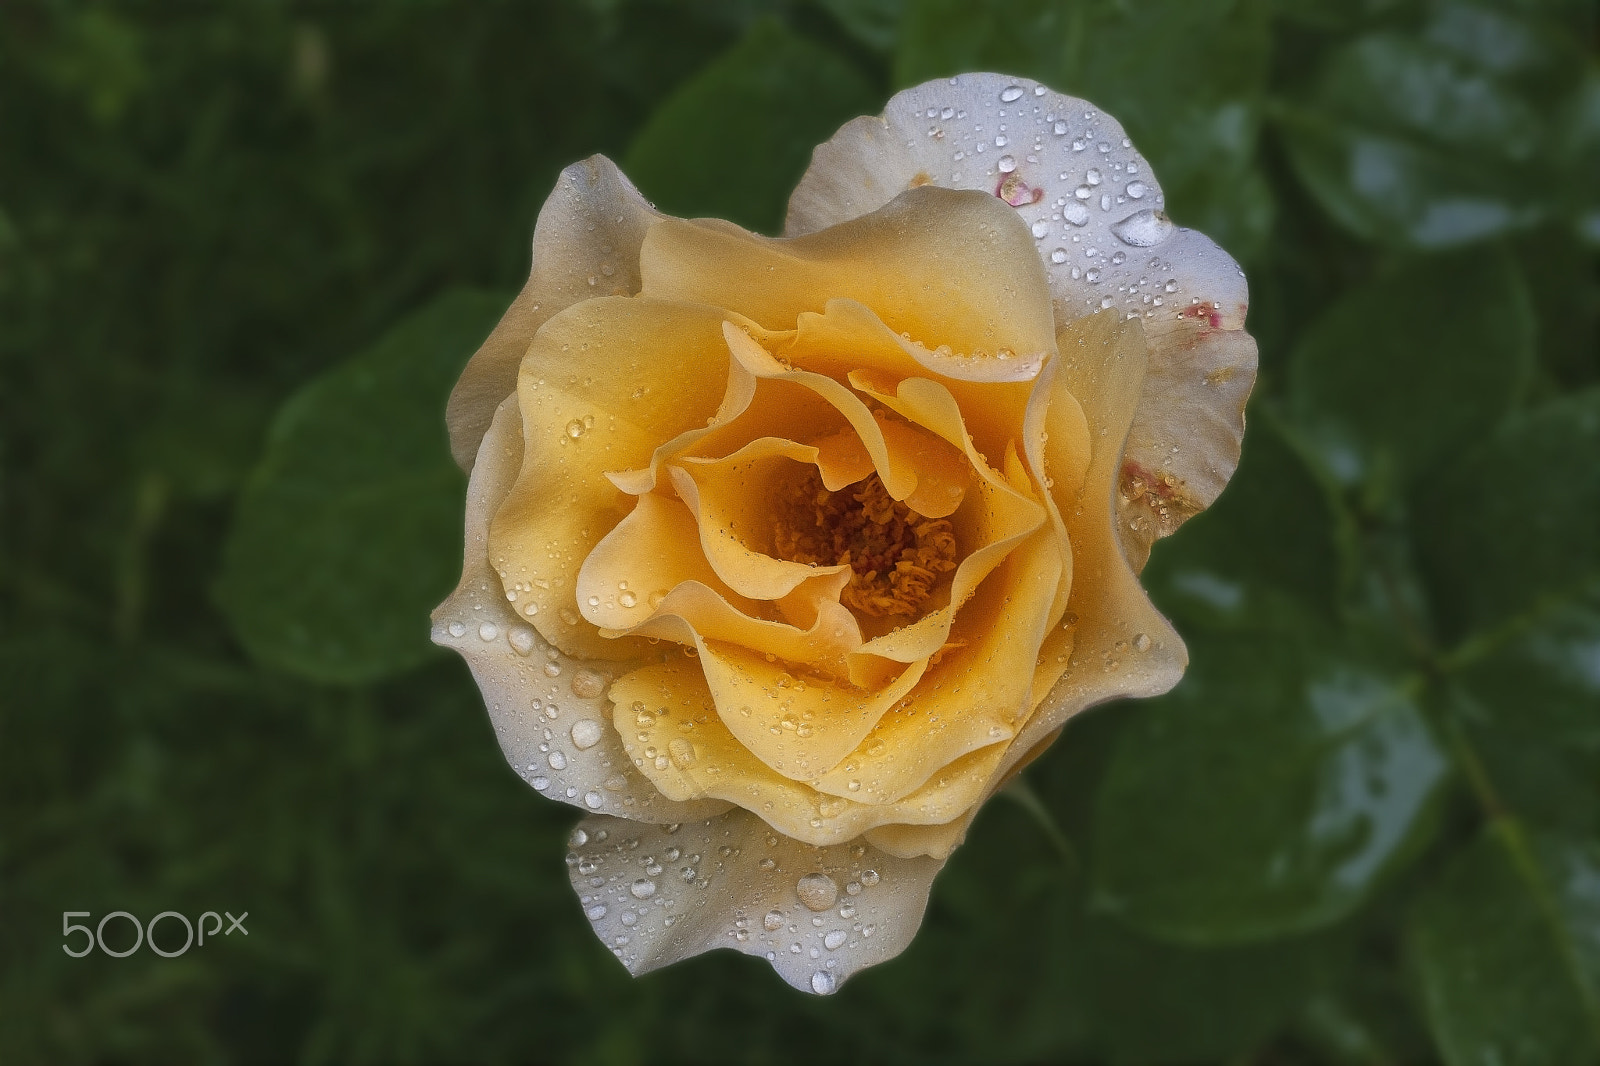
566 809 942 994
488 298 732 660
447 156 661 470
813 523 1062 808
697 639 927 780
1022 356 1088 621
644 186 1056 367
1117 324 1258 571
433 398 729 824
1005 311 1187 787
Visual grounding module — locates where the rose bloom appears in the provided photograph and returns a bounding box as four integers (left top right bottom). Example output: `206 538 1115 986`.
434 73 1255 994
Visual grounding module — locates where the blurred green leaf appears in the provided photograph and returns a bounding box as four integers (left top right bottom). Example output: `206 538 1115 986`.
896 0 1274 259
1279 5 1592 248
1091 619 1446 944
214 290 503 684
1408 821 1600 1065
1286 250 1533 493
1079 917 1325 1062
1414 389 1600 640
623 17 877 234
1095 412 1449 944
1143 413 1343 632
1445 583 1600 837
814 0 905 52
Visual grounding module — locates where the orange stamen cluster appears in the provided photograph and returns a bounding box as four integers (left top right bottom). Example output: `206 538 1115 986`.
774 470 958 618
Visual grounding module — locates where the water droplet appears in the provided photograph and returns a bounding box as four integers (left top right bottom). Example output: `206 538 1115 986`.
630 878 657 899
1050 247 1069 264
764 910 784 931
796 873 839 911
668 738 696 769
547 750 567 770
824 930 847 950
999 85 1024 103
447 622 466 638
1126 180 1147 199
570 669 606 700
570 719 603 750
811 971 837 995
1063 202 1090 226
1086 267 1102 283
618 590 637 608
1086 167 1102 186
1134 633 1152 652
1052 120 1069 135
478 622 499 642
569 827 589 847
585 904 607 921
509 627 536 655
530 776 549 790
860 869 880 887
1073 185 1091 201
1030 219 1050 239
584 791 603 808
997 155 1017 174
1111 209 1174 248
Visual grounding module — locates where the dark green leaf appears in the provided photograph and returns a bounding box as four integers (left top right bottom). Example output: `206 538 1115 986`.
1415 389 1600 639
215 290 505 684
895 0 1273 259
1091 618 1447 944
1143 411 1342 632
1286 249 1533 492
1409 822 1600 1065
814 0 905 52
623 18 878 235
1279 7 1591 249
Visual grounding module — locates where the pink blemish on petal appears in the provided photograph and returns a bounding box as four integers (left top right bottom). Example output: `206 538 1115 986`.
1178 301 1223 330
995 173 1045 208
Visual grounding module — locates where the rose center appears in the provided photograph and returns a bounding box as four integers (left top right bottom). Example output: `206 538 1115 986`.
771 470 958 618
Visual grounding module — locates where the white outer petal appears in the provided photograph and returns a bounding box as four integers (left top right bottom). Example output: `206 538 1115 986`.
446 156 662 470
787 73 1257 565
432 397 730 824
567 810 941 994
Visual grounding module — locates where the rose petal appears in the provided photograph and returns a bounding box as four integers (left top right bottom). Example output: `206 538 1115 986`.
433 398 730 824
1117 324 1259 570
788 74 1255 558
488 297 733 660
610 657 1015 846
447 156 661 470
1014 311 1187 778
811 523 1064 811
566 809 941 995
643 185 1056 369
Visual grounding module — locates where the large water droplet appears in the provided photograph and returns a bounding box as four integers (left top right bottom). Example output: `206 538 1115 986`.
811 970 837 995
478 622 499 642
823 930 848 950
1063 202 1090 227
764 910 784 931
585 904 607 921
796 873 839 911
668 738 696 769
999 85 1024 103
630 878 657 900
570 669 606 699
547 750 567 770
1111 209 1174 248
570 719 603 750
997 155 1017 174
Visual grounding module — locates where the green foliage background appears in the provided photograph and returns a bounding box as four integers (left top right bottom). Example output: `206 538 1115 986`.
3 0 1597 1062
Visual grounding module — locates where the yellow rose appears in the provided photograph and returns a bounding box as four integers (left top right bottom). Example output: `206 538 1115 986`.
433 73 1256 994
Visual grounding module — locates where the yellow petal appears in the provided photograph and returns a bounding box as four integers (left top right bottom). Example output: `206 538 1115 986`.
488 297 734 660
644 186 1056 369
433 397 730 824
814 523 1063 807
447 156 661 469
